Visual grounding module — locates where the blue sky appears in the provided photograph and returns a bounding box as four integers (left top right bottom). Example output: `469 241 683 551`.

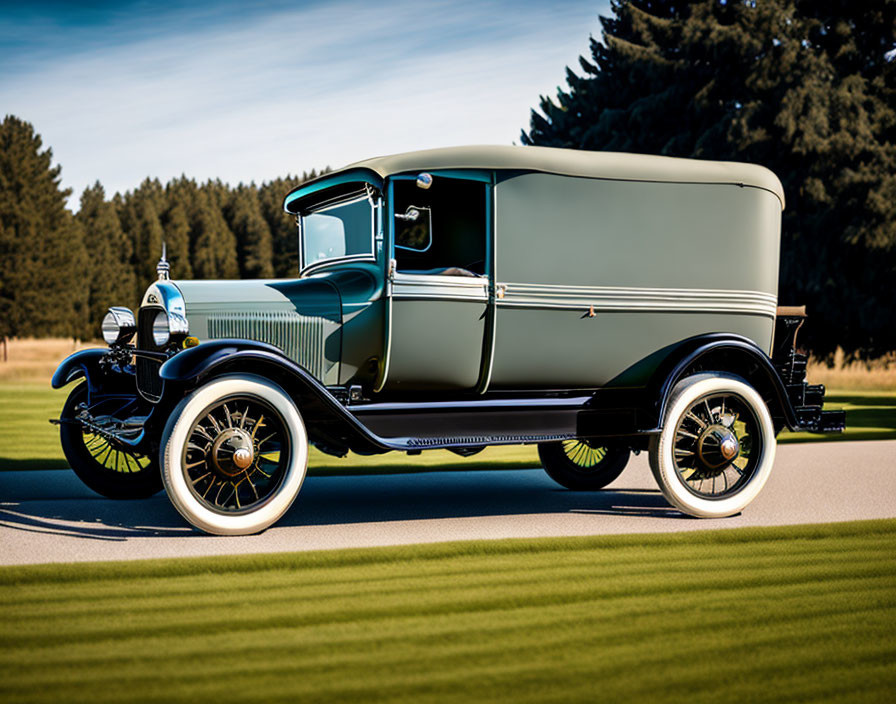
1 0 610 209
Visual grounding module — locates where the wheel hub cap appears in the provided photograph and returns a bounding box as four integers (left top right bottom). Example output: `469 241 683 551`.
696 425 740 472
210 428 255 477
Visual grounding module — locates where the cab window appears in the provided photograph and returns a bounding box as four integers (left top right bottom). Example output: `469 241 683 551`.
392 176 487 276
301 189 375 271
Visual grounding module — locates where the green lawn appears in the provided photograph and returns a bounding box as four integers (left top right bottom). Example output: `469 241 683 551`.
0 382 893 472
779 390 896 443
0 519 894 703
0 382 541 472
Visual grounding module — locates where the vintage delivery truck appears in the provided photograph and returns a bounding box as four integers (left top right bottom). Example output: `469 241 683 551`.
52 145 844 534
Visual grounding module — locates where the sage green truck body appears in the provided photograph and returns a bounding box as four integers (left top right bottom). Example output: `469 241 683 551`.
154 146 783 402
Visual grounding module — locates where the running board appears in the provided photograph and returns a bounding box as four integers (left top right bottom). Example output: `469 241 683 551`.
351 397 591 445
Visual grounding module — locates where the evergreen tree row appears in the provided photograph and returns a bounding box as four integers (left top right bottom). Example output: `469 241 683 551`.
0 115 321 339
523 0 896 358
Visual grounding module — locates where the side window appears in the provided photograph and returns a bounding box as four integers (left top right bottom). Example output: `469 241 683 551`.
392 177 487 276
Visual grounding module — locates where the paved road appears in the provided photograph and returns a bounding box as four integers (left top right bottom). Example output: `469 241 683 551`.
0 440 894 566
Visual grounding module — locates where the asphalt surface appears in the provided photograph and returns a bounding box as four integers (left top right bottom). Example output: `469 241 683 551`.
0 439 894 566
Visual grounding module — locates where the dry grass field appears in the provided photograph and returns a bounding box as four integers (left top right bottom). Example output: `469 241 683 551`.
0 338 104 384
806 349 896 391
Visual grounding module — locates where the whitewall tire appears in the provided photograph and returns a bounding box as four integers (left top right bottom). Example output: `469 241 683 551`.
161 374 308 535
648 373 776 518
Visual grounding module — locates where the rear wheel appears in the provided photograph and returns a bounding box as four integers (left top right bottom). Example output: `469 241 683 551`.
538 440 630 490
59 383 162 499
160 375 308 535
649 373 776 518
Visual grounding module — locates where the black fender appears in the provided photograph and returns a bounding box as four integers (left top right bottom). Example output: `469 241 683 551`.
51 349 108 391
159 339 392 454
644 333 799 432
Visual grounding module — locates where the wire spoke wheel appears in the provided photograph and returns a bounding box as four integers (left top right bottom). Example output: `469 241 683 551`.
538 439 630 491
182 395 291 515
162 375 308 535
560 440 610 470
649 373 776 519
59 383 162 499
671 392 761 499
81 429 153 474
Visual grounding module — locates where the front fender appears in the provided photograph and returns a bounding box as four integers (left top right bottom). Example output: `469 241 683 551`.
159 339 391 454
51 349 107 389
159 339 305 384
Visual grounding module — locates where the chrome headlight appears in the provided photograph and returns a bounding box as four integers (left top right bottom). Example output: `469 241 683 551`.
151 309 189 347
151 310 171 346
101 307 137 345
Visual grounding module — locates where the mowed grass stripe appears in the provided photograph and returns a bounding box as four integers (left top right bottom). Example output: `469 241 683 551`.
0 529 891 618
3 599 894 699
1 521 895 703
2 597 894 702
2 572 893 671
4 517 894 586
2 543 891 640
4 530 893 597
5 577 894 675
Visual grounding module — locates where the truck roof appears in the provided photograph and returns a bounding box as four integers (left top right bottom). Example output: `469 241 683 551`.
287 145 785 210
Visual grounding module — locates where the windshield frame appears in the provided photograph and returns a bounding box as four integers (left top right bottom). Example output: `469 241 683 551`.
299 187 378 277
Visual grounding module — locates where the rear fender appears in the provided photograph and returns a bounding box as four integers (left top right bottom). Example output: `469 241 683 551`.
645 334 798 431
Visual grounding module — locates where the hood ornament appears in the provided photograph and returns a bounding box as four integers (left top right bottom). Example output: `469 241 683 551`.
156 242 170 281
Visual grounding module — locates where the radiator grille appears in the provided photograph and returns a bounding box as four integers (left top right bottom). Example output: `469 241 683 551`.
207 311 333 381
136 307 164 402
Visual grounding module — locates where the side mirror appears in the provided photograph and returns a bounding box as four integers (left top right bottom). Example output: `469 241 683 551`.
394 206 421 222
394 205 432 252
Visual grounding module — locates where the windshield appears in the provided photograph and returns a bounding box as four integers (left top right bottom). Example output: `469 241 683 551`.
301 193 375 271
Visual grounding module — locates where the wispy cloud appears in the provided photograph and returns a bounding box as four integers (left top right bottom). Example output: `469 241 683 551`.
1 0 608 208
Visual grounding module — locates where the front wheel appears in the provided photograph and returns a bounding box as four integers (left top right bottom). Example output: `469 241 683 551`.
59 383 162 499
160 375 309 535
538 440 630 490
648 373 776 518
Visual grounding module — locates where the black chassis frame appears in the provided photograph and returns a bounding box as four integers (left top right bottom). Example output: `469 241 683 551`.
53 314 845 461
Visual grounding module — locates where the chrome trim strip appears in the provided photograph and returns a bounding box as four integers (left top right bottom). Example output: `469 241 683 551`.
373 183 393 393
477 181 498 395
392 273 489 302
495 283 777 318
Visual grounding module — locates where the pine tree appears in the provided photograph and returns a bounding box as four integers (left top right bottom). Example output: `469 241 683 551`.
226 186 274 279
258 172 320 277
523 0 896 356
77 182 136 331
132 196 165 285
0 115 88 338
190 187 238 279
160 201 193 280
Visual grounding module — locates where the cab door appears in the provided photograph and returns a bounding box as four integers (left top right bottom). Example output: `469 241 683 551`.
378 173 492 392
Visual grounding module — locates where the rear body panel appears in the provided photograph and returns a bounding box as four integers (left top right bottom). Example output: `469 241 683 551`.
489 173 779 389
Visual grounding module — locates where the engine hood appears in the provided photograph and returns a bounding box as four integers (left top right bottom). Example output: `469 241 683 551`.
142 278 343 384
